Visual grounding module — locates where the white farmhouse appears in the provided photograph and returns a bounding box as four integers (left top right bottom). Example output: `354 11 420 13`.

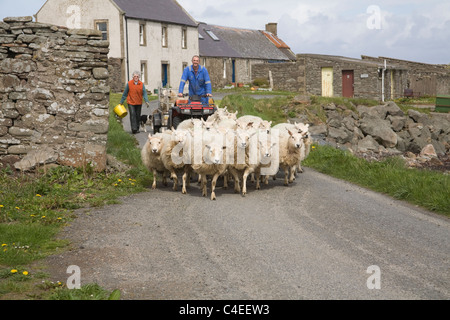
36 0 199 92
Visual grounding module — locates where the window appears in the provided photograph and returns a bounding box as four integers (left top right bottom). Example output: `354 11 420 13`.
140 61 148 84
182 28 187 49
205 30 219 41
182 62 188 71
95 20 108 40
162 25 168 47
199 33 204 40
139 23 146 46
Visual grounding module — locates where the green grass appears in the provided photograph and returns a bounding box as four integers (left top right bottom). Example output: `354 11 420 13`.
303 145 450 216
219 94 291 125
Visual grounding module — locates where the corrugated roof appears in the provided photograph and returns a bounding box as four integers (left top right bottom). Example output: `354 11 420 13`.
200 23 291 61
260 30 289 49
112 0 197 27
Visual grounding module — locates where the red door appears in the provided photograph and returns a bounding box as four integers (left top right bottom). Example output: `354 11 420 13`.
342 70 354 98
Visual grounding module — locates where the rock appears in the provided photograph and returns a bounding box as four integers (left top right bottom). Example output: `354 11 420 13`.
3 16 33 23
328 127 352 144
383 101 404 117
309 124 327 136
408 109 431 125
357 135 382 152
388 115 406 132
359 115 398 148
14 146 59 171
93 67 109 79
420 144 437 158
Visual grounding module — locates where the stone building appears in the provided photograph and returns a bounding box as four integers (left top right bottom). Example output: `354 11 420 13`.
198 22 296 88
361 56 450 97
0 17 110 172
36 0 199 93
297 54 408 101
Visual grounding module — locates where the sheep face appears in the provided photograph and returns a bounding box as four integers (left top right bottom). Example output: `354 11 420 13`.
259 120 272 133
259 140 276 160
149 137 163 154
201 118 215 131
235 129 256 149
294 122 310 136
204 144 225 165
288 130 304 149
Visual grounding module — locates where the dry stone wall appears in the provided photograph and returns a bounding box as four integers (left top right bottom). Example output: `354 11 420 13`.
0 16 110 172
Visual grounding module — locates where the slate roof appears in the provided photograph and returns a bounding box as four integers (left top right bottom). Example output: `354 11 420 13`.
198 23 241 58
112 0 197 27
199 23 294 61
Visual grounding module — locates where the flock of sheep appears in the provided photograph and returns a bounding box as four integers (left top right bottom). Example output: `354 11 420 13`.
141 107 311 200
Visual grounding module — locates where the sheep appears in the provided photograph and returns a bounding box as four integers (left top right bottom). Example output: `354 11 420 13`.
160 129 193 193
237 115 272 133
141 133 169 189
177 118 201 131
201 117 217 131
227 127 261 196
190 136 228 200
273 122 311 173
278 129 306 186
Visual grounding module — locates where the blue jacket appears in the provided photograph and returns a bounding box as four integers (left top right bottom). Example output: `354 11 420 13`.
179 65 212 103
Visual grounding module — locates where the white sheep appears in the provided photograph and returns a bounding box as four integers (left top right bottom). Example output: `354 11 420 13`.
278 129 306 186
273 122 311 173
227 128 261 196
141 133 169 189
190 136 228 200
160 129 193 193
177 118 201 131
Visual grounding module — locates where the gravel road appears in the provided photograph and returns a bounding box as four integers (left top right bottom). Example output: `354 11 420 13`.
46 168 450 300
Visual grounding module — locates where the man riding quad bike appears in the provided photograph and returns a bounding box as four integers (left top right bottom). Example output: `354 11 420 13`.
152 55 216 133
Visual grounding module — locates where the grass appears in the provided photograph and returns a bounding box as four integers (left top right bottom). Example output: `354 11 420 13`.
219 94 292 125
303 145 450 216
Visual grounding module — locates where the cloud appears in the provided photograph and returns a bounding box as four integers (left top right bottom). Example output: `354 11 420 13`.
247 9 269 16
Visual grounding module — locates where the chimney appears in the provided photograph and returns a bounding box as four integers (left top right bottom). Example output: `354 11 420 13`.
265 23 277 36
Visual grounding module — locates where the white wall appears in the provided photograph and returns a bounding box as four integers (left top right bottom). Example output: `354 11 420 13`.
125 19 199 92
36 0 123 58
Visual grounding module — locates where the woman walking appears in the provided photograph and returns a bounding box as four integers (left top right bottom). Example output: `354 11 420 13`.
120 71 150 134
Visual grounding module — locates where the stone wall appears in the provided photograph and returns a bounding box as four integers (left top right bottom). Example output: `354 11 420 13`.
0 16 110 172
252 60 305 93
108 57 124 93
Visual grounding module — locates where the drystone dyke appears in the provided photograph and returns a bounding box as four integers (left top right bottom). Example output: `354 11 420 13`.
0 16 110 172
308 101 450 158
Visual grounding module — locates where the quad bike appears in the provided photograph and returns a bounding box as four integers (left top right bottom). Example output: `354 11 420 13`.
152 87 216 134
